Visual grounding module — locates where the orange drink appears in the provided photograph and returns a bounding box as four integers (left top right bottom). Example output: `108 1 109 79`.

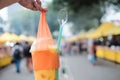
31 44 59 80
48 45 57 54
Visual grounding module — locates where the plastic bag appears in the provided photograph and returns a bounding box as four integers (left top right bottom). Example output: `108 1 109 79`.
31 11 59 80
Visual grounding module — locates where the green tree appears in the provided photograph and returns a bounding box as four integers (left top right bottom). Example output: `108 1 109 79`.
53 0 120 12
9 7 59 36
52 0 120 34
47 5 59 33
10 10 39 36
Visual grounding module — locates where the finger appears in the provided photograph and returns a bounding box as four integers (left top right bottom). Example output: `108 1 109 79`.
32 0 36 8
33 0 42 11
33 0 39 10
36 0 48 12
32 7 38 11
36 0 41 5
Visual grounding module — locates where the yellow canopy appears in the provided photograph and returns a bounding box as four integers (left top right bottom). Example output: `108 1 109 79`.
0 32 11 43
27 36 36 42
104 26 120 36
87 22 116 39
67 35 79 42
0 32 21 43
10 33 20 42
19 34 27 41
78 32 87 40
113 27 120 35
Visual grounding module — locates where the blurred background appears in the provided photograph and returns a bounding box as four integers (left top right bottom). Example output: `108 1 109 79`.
0 0 120 80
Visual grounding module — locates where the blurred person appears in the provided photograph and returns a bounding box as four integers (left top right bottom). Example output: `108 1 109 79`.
60 42 65 56
92 40 98 60
87 39 95 65
78 41 82 53
23 41 33 72
71 42 79 55
88 40 99 65
12 42 23 73
65 43 71 55
0 0 47 12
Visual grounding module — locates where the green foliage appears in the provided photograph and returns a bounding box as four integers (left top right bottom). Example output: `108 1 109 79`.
52 0 120 34
53 0 100 12
19 10 40 36
47 7 59 33
9 0 120 36
10 11 58 36
53 0 120 12
67 4 102 34
9 4 59 36
9 10 40 36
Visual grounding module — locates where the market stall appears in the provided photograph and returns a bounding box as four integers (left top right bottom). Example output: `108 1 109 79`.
0 45 12 68
96 46 120 63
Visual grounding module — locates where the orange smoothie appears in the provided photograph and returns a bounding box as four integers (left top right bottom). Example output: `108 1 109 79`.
31 47 59 80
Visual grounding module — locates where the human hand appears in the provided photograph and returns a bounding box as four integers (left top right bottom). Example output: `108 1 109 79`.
19 0 47 12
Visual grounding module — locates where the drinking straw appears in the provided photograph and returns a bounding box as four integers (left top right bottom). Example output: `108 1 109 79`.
56 8 68 80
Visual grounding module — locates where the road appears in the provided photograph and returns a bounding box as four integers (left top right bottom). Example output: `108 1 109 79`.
0 54 120 80
63 53 120 80
0 59 34 80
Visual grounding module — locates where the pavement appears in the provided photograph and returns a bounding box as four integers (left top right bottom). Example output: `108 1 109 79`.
0 53 120 80
0 58 65 80
62 53 120 80
0 59 34 80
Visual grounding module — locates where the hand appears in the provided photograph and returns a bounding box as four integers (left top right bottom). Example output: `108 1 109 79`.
19 0 47 12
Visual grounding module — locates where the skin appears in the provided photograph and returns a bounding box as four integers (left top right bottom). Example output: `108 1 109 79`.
0 0 47 12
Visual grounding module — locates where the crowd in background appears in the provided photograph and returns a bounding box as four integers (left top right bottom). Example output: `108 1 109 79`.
11 41 33 73
61 35 120 65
